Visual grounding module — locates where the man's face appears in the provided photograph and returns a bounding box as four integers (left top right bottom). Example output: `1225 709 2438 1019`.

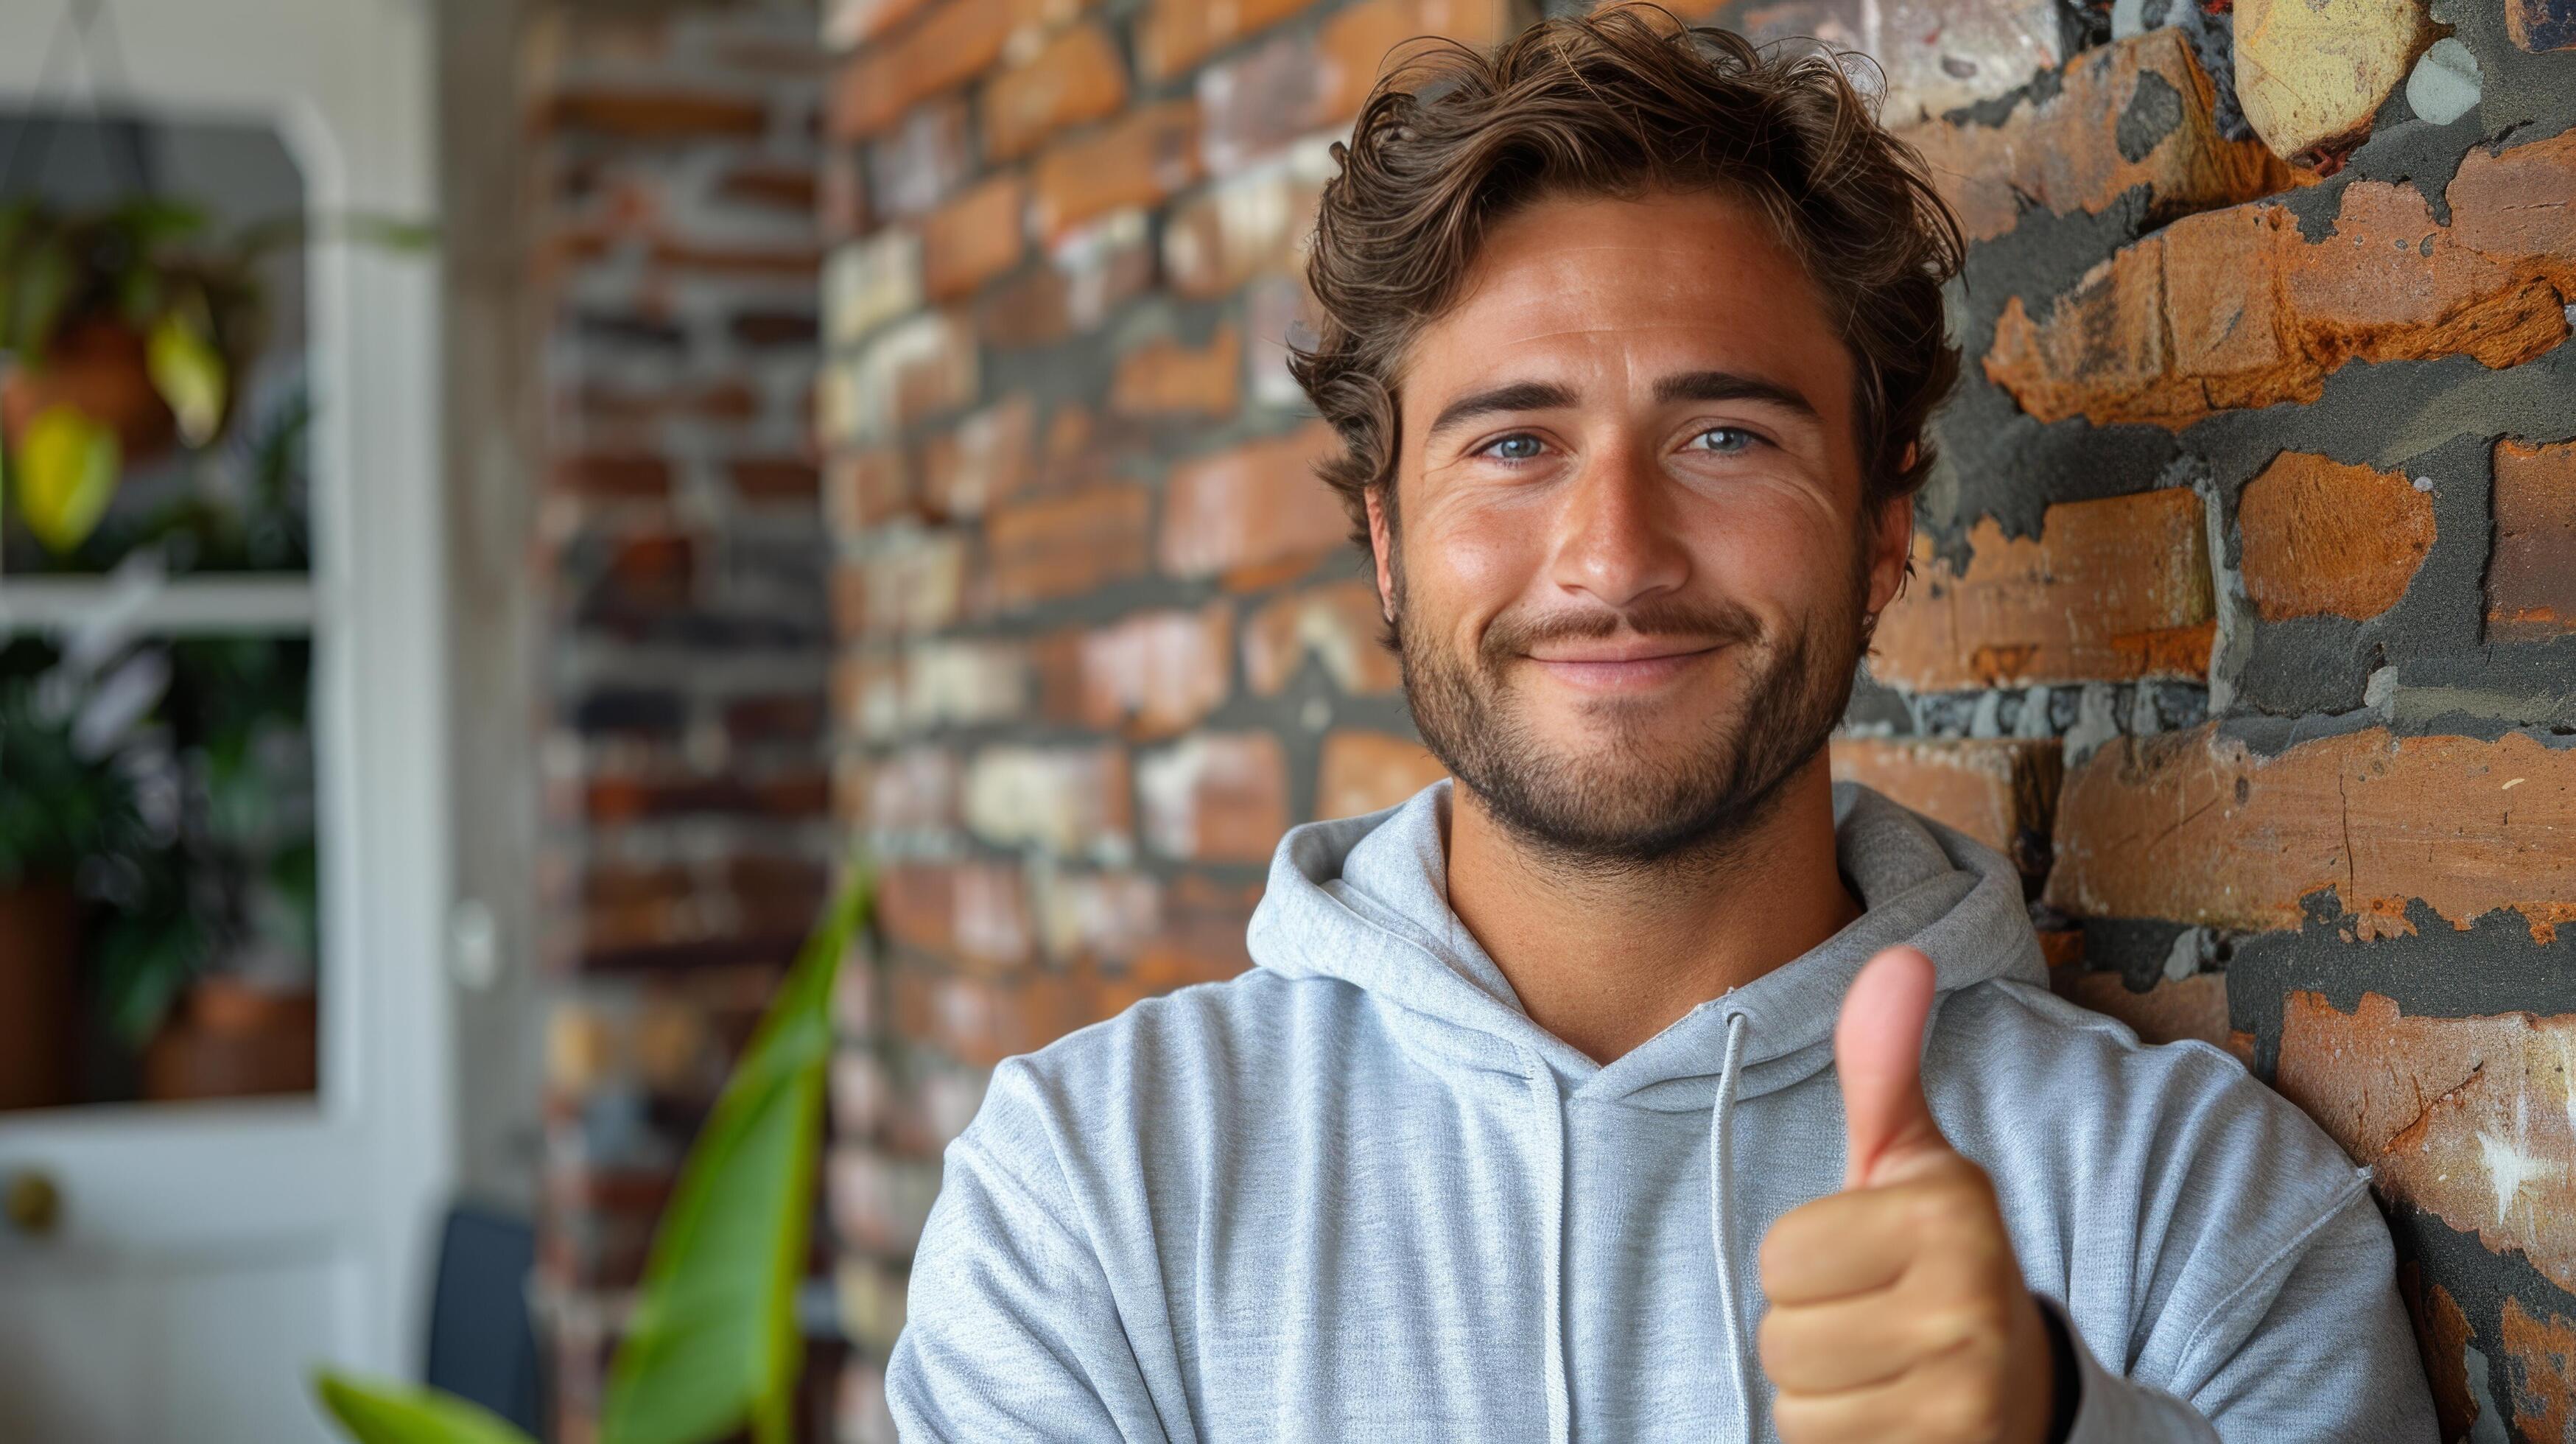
1374 186 1911 866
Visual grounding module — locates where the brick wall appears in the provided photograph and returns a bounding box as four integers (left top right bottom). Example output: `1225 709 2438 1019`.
813 0 2576 1438
519 4 843 1440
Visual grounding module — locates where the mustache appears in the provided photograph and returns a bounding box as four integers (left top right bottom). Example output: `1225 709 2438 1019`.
1481 595 1764 659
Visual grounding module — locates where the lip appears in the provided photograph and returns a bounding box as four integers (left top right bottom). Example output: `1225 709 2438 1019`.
1523 642 1727 691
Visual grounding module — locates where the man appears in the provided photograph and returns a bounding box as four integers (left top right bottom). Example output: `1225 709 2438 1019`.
887 9 2438 1441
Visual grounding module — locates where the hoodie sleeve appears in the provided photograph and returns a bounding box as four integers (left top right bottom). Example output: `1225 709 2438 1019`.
885 1127 1171 1442
2052 1182 2438 1443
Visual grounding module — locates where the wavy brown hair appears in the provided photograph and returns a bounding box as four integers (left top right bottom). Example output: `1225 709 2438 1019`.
1287 4 1965 561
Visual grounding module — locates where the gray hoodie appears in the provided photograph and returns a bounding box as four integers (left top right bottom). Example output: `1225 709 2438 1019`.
887 779 2438 1441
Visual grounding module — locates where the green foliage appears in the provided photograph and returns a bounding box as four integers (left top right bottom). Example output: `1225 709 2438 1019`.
312 1372 535 1444
601 870 872 1444
0 649 138 888
311 867 874 1444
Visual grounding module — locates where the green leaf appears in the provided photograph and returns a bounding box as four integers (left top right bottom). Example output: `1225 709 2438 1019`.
15 404 121 553
9 239 74 357
312 1370 537 1444
599 869 873 1444
148 309 228 447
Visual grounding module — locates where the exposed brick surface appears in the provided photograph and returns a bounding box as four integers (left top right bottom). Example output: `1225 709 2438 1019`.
1111 323 1243 418
1318 729 1447 817
920 174 1027 302
827 0 1014 141
1157 421 1350 579
2236 453 2434 622
2052 971 2245 1058
1898 29 2292 245
984 23 1129 161
1031 99 1202 241
1059 603 1235 736
1243 578 1398 695
960 743 1133 854
985 484 1154 607
1313 0 1520 121
1137 732 1292 861
1867 488 2214 692
2049 726 2576 942
1985 131 2576 430
2513 0 2576 52
2503 1296 2576 1442
1137 0 1313 79
1827 737 2062 872
2488 438 2576 643
2277 991 2576 1294
2398 1267 2480 1443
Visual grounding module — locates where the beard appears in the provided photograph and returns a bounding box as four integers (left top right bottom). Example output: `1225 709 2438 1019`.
1391 536 1873 871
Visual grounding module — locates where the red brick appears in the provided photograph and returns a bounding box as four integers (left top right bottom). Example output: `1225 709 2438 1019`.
713 161 818 215
877 861 1035 966
553 453 673 500
1827 737 2063 872
2510 0 2576 51
2053 971 2242 1057
961 743 1133 854
2504 1296 2576 1441
840 529 968 637
2489 438 2576 643
918 393 1036 519
1313 0 1518 122
986 484 1153 608
978 208 1155 346
1163 152 1332 299
646 239 822 278
1198 33 1331 174
1031 99 1201 242
1137 0 1311 79
1985 131 2576 430
1896 29 2295 245
1137 732 1290 862
830 310 978 444
857 746 960 832
2236 452 2433 622
920 173 1027 302
1126 872 1260 986
983 23 1128 163
728 455 821 502
1867 488 2214 692
866 95 975 219
1159 421 1350 579
1318 730 1447 818
849 639 1030 739
1110 323 1240 418
721 693 825 745
544 86 768 140
827 1145 942 1252
1243 578 1399 696
582 768 831 823
2046 725 2576 942
1031 869 1162 967
2276 991 2576 1294
828 0 1014 141
824 0 937 50
1068 603 1235 737
825 446 914 532
2397 1267 2480 1443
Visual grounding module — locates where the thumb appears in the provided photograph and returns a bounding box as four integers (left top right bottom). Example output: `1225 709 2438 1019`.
1836 945 1948 1190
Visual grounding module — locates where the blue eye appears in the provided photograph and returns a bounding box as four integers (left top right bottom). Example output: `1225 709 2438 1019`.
1691 427 1757 455
1482 434 1545 463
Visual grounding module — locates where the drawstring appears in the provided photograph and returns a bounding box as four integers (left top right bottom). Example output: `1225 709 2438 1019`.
1710 1012 1759 1443
1523 1057 1573 1444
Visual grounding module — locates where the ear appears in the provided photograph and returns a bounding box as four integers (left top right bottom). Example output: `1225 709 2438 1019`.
1365 483 1397 623
1864 453 1916 620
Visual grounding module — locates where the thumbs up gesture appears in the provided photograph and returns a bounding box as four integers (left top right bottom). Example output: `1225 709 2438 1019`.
1755 947 2057 1443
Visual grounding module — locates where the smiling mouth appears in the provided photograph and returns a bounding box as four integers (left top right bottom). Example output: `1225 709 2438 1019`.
1523 642 1728 690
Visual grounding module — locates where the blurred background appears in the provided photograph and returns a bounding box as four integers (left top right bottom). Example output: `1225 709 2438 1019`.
0 0 2569 1440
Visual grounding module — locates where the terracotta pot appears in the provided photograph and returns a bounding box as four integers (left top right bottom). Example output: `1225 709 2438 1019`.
0 880 82 1111
0 318 178 465
142 975 318 1102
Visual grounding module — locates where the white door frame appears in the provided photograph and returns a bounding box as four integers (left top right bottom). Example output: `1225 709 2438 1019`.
0 0 454 1401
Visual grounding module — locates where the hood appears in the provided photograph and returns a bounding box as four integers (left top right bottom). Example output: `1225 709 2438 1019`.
1246 776 2049 1443
1246 777 2048 1102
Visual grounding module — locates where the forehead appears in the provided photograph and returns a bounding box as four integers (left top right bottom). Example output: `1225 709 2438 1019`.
1409 186 1846 395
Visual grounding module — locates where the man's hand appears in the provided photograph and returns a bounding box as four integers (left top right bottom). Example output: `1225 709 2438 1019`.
1755 946 2057 1444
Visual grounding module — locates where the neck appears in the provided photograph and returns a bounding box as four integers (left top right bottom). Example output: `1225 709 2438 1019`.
1444 751 1861 1065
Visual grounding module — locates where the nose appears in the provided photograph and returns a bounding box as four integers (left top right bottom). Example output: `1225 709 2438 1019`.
1546 438 1690 611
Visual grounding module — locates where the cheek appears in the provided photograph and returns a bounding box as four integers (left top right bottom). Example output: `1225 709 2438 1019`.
1405 494 1548 626
1678 482 1856 595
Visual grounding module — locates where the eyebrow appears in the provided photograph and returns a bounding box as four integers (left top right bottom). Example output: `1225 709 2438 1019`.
1420 368 1822 446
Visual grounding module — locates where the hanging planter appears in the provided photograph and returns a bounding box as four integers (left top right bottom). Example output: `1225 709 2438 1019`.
0 200 255 555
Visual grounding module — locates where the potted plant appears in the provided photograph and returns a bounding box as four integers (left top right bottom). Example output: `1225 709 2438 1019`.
314 868 876 1444
0 198 253 554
